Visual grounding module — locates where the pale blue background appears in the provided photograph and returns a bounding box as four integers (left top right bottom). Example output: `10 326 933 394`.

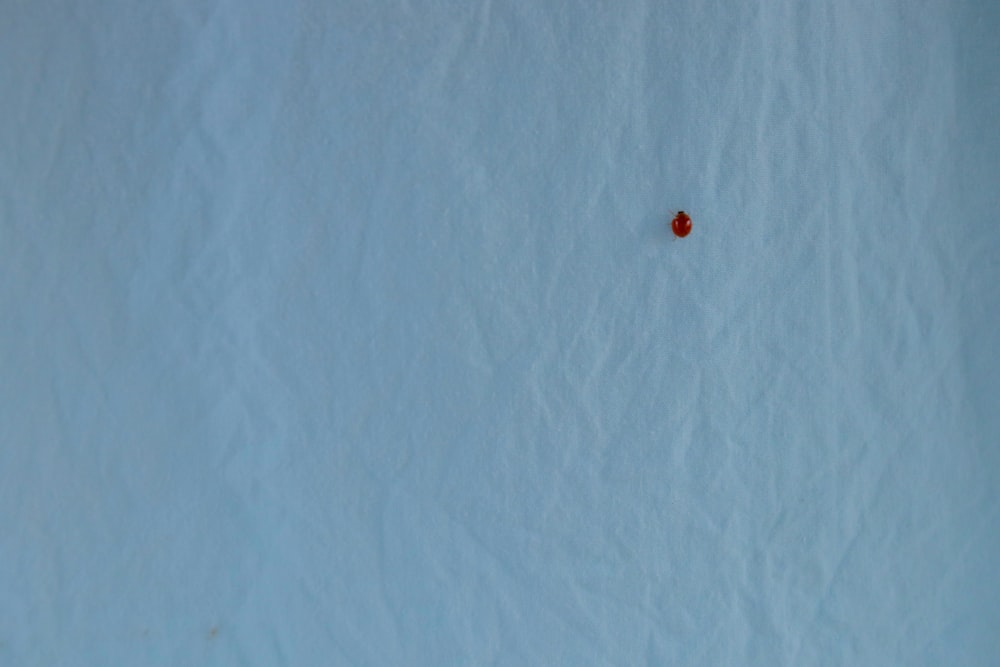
2 1 998 664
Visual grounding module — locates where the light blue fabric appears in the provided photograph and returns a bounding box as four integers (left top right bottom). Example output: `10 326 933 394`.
2 1 998 664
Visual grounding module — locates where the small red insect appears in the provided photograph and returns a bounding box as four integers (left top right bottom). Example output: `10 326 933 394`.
671 211 692 238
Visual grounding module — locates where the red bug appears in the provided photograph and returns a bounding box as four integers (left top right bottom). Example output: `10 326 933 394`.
671 211 692 238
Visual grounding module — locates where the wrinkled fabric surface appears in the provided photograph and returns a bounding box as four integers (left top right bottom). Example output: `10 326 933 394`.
2 1 998 664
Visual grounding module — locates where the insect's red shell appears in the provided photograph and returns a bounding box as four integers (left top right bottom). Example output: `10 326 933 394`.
672 211 692 238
